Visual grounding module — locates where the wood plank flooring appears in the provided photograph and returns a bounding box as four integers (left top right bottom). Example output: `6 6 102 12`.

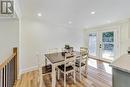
14 59 112 87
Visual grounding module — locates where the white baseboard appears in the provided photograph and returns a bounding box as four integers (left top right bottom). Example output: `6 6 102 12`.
18 74 22 80
19 65 38 78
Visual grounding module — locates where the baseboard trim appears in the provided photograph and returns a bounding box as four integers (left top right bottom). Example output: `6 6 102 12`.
89 57 112 63
19 66 38 77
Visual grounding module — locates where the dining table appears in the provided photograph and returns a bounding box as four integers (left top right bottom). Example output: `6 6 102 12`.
45 51 80 87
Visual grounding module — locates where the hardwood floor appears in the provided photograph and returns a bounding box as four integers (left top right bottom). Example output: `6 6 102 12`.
14 59 112 87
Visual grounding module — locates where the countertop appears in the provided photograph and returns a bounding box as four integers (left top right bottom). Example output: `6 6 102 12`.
110 54 130 73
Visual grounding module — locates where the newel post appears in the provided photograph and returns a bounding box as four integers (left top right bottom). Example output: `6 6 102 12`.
13 47 17 80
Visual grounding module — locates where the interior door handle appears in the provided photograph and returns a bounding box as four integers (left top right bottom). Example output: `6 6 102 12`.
100 44 102 48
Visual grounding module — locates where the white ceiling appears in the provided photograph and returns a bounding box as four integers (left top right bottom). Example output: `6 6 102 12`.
19 0 130 28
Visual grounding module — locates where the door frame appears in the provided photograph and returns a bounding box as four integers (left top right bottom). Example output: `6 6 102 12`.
87 26 120 62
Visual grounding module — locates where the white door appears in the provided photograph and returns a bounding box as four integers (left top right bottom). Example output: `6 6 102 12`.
100 30 117 61
88 32 98 58
88 29 118 61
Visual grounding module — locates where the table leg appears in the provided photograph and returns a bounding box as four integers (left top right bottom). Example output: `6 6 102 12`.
45 58 47 66
85 60 88 76
79 67 81 81
79 58 81 81
52 64 56 87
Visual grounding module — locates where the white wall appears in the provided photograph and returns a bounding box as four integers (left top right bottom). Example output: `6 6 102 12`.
0 19 19 64
20 18 83 73
20 18 130 74
84 19 130 59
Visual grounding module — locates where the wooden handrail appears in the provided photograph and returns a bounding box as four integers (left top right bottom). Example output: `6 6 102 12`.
0 53 16 70
0 47 18 87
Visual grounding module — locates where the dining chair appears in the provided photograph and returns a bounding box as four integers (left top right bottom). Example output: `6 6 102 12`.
37 52 52 87
57 52 76 87
75 47 88 80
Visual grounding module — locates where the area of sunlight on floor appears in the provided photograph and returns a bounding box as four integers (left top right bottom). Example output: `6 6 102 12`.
88 58 97 68
88 58 112 74
103 62 112 74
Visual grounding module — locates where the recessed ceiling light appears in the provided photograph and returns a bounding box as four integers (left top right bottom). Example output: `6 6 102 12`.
68 21 72 24
37 13 42 17
91 11 96 15
107 20 111 23
85 26 88 28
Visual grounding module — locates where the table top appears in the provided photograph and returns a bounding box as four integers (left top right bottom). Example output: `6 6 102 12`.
45 52 80 64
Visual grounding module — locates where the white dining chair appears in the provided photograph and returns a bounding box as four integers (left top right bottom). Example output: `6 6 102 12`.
37 52 52 87
75 47 88 80
57 52 76 87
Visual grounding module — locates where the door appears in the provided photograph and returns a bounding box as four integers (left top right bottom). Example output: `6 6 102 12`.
88 32 97 58
88 29 117 61
100 31 116 61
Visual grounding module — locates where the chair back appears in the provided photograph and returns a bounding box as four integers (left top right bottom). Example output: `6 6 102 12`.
64 52 76 72
80 47 88 55
80 47 89 62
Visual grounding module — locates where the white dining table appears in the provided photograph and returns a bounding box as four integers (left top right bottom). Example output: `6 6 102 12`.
45 52 80 87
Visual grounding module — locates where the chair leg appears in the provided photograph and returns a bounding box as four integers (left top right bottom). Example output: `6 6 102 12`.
85 65 87 77
58 69 60 80
79 67 81 81
74 71 76 83
45 58 47 66
64 74 66 87
39 75 43 87
85 60 88 76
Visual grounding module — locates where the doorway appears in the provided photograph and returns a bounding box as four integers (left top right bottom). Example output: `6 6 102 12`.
88 29 118 62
